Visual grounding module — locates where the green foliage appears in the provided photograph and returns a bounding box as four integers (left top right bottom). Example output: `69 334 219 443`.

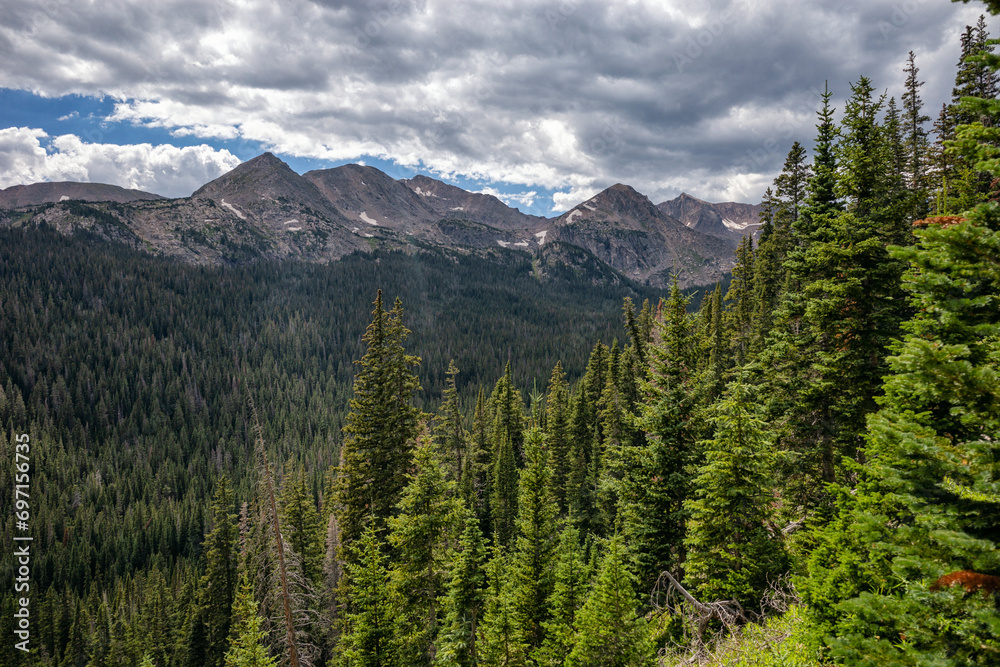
435 514 488 667
336 290 422 552
683 382 788 612
388 434 464 666
660 606 822 667
804 204 1000 666
629 280 697 588
489 363 524 548
224 572 276 667
533 525 590 667
565 535 655 667
336 524 399 667
508 428 559 650
477 549 528 667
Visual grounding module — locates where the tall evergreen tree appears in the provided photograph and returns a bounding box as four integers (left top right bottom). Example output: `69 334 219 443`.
477 549 528 667
199 478 240 667
225 571 277 667
436 513 489 667
465 387 492 527
533 526 590 667
543 361 572 514
631 280 696 589
436 360 468 486
279 464 324 587
683 381 788 612
336 524 399 667
565 536 655 667
388 434 464 666
508 428 559 651
336 291 421 554
902 51 932 205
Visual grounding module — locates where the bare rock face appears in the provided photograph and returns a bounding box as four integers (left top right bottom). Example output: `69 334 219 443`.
0 182 165 208
401 174 548 232
657 193 762 244
548 184 735 287
1 153 754 288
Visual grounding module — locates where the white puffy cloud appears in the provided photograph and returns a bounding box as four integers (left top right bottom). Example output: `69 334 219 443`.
0 0 989 206
0 127 240 197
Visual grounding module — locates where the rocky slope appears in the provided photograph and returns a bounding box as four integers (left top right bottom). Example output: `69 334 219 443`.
548 184 734 287
1 153 746 287
0 182 164 207
657 193 762 244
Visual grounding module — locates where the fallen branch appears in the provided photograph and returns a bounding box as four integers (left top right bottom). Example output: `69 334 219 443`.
652 571 747 653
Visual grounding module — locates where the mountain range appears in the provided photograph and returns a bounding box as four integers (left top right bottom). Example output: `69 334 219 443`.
0 153 761 288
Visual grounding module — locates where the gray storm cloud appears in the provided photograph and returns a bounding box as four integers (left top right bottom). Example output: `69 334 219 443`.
0 0 987 207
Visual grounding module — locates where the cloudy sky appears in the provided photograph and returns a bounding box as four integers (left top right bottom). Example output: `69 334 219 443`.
0 0 990 215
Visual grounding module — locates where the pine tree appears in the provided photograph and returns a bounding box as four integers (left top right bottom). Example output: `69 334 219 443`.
436 360 468 485
683 381 787 612
631 280 696 589
804 118 1000 665
465 387 492 527
477 549 528 667
543 361 572 513
435 513 488 667
902 51 931 203
200 478 240 667
388 434 464 666
336 524 399 667
225 571 277 667
565 536 655 667
489 363 525 548
508 428 559 651
724 235 756 365
337 291 421 554
533 525 590 667
490 429 519 549
279 464 324 587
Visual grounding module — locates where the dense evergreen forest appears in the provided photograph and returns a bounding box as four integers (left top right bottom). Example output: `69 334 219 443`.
3 7 1000 667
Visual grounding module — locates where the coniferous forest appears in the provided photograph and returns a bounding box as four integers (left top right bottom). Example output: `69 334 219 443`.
3 8 1000 667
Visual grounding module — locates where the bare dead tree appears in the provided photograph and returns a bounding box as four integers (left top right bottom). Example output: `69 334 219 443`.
651 571 747 662
250 397 301 667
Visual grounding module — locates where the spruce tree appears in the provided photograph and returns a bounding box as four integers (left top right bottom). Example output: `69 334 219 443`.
533 525 590 667
683 381 787 612
336 524 399 667
508 428 559 651
565 536 655 667
489 363 525 547
465 387 492 527
279 464 324 587
224 571 277 667
543 361 572 514
200 478 240 667
436 360 468 486
631 279 696 589
477 549 528 667
435 513 488 667
388 434 464 666
804 116 1000 665
902 51 931 202
336 291 421 554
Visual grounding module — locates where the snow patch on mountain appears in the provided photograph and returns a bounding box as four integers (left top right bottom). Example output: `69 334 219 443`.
220 198 246 220
565 209 583 224
535 230 547 244
359 211 379 226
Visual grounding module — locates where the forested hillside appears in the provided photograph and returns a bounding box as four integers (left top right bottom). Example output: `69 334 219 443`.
2 7 1000 667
